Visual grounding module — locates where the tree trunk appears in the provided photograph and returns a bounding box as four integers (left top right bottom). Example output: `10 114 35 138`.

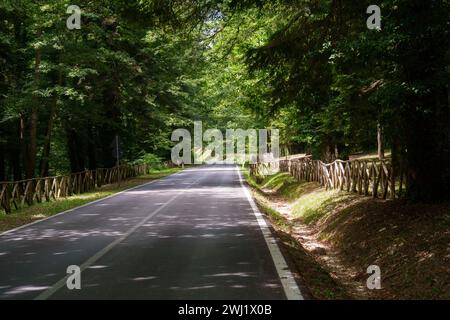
7 119 23 181
390 136 402 198
19 114 26 181
395 1 450 202
87 126 97 170
323 142 335 163
11 149 22 182
0 144 5 181
40 64 63 177
26 47 41 179
404 87 450 202
377 122 385 160
66 127 85 173
334 144 339 160
39 111 55 178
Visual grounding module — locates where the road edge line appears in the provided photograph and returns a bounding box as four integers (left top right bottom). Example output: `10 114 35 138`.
236 166 304 300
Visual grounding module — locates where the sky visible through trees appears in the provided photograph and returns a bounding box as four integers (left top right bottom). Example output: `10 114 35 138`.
0 0 449 202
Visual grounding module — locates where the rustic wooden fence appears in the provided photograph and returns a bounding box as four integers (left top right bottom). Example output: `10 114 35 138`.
0 164 149 214
250 156 404 200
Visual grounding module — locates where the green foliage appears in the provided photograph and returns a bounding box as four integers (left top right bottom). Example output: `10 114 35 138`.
131 153 164 170
0 0 448 201
234 0 450 201
0 0 210 180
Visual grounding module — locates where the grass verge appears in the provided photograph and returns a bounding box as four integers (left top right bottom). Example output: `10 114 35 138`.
0 168 182 233
242 169 450 300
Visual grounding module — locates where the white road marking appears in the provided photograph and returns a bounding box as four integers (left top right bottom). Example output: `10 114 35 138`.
34 175 202 300
236 167 304 300
5 165 300 299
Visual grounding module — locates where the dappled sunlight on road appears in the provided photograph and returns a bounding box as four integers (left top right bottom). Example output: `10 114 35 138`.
0 165 291 300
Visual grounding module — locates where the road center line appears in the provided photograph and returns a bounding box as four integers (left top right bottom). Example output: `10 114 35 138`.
236 166 304 300
34 175 203 300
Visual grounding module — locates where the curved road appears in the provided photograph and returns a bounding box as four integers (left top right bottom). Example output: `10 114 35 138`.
0 165 302 300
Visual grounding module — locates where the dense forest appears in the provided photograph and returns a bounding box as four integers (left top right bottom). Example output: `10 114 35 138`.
0 0 449 202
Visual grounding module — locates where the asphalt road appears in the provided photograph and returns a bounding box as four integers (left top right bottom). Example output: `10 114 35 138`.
0 165 302 300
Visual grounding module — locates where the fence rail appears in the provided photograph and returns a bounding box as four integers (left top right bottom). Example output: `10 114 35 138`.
250 156 403 200
0 164 149 214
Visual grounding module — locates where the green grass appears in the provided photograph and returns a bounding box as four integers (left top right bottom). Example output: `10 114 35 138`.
242 171 255 187
291 189 356 224
0 168 182 232
242 168 358 225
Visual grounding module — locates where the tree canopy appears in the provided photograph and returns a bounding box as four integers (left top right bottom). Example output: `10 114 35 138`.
0 0 449 202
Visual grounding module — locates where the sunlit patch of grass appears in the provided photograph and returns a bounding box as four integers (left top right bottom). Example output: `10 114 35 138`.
260 172 318 201
243 169 320 202
291 190 357 225
0 168 182 232
261 173 296 191
242 168 358 225
278 181 321 202
242 170 259 189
